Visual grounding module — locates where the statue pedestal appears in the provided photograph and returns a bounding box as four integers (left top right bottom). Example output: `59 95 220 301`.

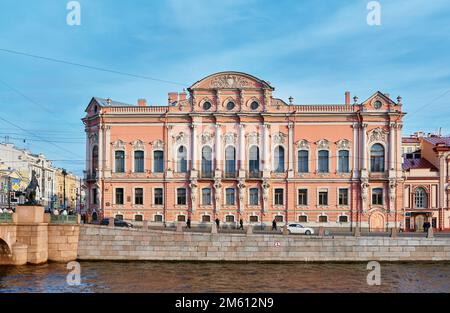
16 205 45 224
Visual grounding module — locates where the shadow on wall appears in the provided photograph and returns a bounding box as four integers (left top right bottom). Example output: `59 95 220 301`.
0 239 12 263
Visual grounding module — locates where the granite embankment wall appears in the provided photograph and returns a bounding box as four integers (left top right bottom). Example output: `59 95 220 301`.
77 225 450 262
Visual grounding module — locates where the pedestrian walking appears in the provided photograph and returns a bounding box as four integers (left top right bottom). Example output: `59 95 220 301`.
272 219 277 231
186 218 191 229
215 218 220 229
239 219 244 230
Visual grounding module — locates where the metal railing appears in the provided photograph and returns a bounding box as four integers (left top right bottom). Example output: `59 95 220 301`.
0 213 13 224
50 215 78 224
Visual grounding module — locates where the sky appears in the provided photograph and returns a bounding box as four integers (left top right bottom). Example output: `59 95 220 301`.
0 0 449 176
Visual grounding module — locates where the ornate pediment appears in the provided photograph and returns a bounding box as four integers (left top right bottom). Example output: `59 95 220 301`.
112 139 126 150
247 132 260 145
151 139 164 150
368 128 387 143
175 132 188 145
210 74 252 89
132 140 145 150
336 139 350 150
316 139 330 150
272 132 287 145
296 139 310 150
201 132 214 145
224 133 236 145
189 72 273 90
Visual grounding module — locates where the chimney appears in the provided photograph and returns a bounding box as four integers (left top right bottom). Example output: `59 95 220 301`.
179 91 187 101
137 99 147 107
345 91 351 105
168 92 178 105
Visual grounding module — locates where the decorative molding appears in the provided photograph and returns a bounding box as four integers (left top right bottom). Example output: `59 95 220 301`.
296 139 310 150
131 140 145 150
247 132 260 145
224 133 237 145
336 139 350 150
112 139 126 150
272 132 287 145
316 139 330 150
368 128 388 143
210 74 252 89
175 132 188 145
151 139 164 150
201 132 214 145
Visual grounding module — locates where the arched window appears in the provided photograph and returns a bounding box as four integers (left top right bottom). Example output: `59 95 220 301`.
414 187 427 208
318 150 329 173
153 150 164 173
225 146 236 177
274 146 285 173
370 144 385 172
115 150 125 173
92 146 98 175
201 146 212 177
177 146 187 173
249 146 260 177
134 150 144 173
297 150 309 173
338 150 349 173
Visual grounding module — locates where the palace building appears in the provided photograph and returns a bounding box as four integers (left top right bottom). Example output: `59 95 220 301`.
82 71 406 231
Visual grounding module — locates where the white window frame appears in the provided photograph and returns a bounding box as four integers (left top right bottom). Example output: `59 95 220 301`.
296 187 309 207
175 187 187 207
336 149 351 173
337 187 350 207
224 187 236 207
152 187 164 206
272 144 286 173
317 188 329 208
248 186 260 206
272 187 285 207
201 187 212 206
133 186 145 206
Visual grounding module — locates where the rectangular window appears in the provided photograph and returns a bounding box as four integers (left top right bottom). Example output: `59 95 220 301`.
153 151 164 173
115 151 125 173
249 188 259 205
297 150 309 173
202 188 211 206
134 188 143 205
202 215 211 222
134 151 145 173
338 150 350 173
226 215 235 223
372 188 383 205
274 188 284 206
318 191 328 206
115 188 124 205
154 188 163 205
298 189 308 206
339 188 349 206
298 215 307 223
154 214 163 222
249 216 259 223
339 215 348 223
318 150 329 173
177 188 187 205
225 188 235 206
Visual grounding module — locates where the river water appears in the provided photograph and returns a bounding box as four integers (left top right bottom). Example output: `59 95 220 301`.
0 261 449 293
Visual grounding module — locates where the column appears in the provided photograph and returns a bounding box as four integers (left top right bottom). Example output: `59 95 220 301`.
239 124 245 172
191 124 198 171
167 125 173 171
288 123 294 172
361 123 368 170
352 123 359 178
105 126 111 177
85 131 91 175
215 124 221 172
389 123 395 171
397 124 403 175
263 123 270 172
98 126 103 179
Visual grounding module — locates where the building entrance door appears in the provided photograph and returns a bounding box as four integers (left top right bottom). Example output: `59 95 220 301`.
369 212 384 232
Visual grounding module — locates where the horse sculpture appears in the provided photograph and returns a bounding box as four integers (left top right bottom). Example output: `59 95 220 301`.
24 170 40 205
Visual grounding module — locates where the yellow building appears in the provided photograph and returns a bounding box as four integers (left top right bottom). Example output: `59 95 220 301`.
55 169 80 211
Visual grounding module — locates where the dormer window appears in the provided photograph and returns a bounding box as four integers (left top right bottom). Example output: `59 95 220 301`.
93 105 98 113
373 100 382 110
226 101 235 110
203 101 212 111
250 101 259 110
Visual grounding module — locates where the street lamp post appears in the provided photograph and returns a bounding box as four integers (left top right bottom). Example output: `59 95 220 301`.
62 169 67 211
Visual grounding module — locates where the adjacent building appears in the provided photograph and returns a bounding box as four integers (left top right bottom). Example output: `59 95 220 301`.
55 168 81 212
403 135 450 230
83 71 405 231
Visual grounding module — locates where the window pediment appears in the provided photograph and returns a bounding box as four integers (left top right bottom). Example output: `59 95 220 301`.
368 128 388 143
112 139 126 150
336 139 350 150
151 139 164 150
272 132 287 145
296 139 310 150
316 139 330 150
132 140 145 150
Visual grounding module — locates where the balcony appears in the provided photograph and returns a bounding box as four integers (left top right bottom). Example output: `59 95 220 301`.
200 171 214 179
224 171 237 179
84 171 97 182
248 170 262 179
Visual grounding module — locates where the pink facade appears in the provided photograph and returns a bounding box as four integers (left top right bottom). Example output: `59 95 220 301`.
82 72 405 231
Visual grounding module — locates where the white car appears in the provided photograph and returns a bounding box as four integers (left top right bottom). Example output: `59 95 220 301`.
286 223 314 235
